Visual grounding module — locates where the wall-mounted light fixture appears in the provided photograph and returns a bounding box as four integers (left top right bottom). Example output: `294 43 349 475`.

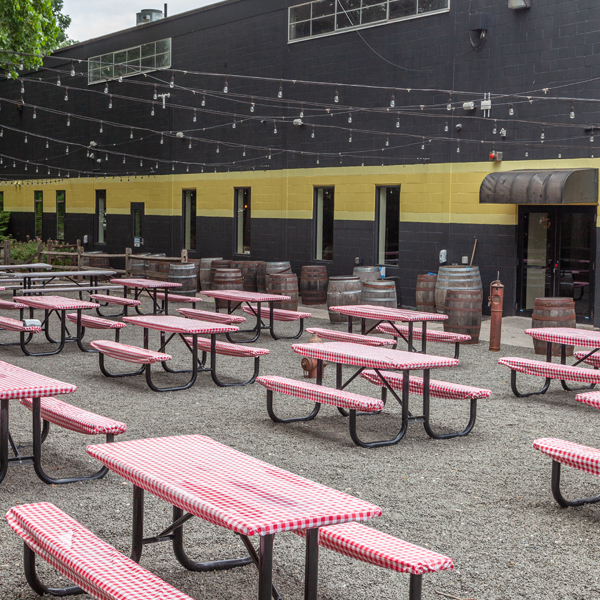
508 0 531 10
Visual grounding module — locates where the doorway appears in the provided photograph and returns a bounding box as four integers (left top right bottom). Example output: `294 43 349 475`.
130 203 145 249
517 205 596 322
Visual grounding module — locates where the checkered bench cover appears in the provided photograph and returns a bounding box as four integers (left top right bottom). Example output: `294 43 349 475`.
361 370 492 400
20 397 127 436
575 350 600 369
306 328 395 347
575 391 600 410
0 298 28 310
90 340 171 364
242 305 311 322
5 502 195 600
295 522 454 575
156 292 201 304
498 357 600 384
376 323 471 344
66 313 127 330
533 438 600 476
256 376 384 412
185 336 270 358
178 307 246 324
90 294 141 307
0 316 42 333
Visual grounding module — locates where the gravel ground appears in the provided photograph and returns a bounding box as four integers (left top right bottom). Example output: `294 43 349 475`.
1 294 599 600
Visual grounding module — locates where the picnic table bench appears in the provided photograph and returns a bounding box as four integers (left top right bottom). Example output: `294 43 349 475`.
305 327 396 347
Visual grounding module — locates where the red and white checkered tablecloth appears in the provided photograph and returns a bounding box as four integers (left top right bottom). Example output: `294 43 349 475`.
533 438 600 476
123 316 238 335
0 360 76 400
525 327 600 348
203 290 290 303
292 342 458 371
86 435 382 536
329 305 448 322
111 278 182 289
17 295 98 311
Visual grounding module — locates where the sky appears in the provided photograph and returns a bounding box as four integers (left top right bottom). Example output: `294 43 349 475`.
62 1 220 43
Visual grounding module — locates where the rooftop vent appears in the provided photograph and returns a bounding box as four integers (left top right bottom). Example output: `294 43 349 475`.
136 9 164 25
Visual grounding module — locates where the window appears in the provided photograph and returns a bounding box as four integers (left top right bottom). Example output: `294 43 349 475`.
376 186 400 265
96 190 106 244
235 188 251 254
183 190 197 250
56 191 65 240
314 187 334 261
289 0 448 41
34 191 43 238
0 191 4 211
88 38 172 84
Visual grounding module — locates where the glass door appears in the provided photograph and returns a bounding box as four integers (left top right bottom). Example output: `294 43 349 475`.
518 206 595 322
130 202 144 248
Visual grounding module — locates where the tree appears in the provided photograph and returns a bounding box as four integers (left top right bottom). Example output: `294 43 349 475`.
0 0 70 78
51 0 78 48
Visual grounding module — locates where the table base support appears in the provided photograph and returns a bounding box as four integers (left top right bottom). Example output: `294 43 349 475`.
409 574 423 600
24 545 83 597
551 461 600 508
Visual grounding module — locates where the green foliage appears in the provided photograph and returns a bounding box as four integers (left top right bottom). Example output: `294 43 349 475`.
0 211 10 238
0 1 63 78
7 236 75 265
51 0 78 47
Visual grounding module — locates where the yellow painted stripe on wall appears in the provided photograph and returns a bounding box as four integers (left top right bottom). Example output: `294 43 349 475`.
1 157 598 226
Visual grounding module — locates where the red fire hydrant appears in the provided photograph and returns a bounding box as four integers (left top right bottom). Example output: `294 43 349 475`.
488 279 504 352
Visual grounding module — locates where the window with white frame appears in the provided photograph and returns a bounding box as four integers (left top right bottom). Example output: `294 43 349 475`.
376 186 400 265
289 0 449 42
88 38 172 84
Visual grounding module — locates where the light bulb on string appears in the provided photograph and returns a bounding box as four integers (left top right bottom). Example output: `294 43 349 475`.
300 107 304 118
591 134 595 143
273 123 277 134
57 75 61 86
130 128 134 139
223 77 228 93
558 151 562 158
396 113 400 128
421 138 425 150
316 155 320 165
64 88 68 101
170 73 175 88
311 128 315 139
35 165 38 173
390 93 395 108
118 71 123 83
243 147 246 157
172 163 175 171
349 132 352 142
188 139 192 149
66 146 69 154
334 89 339 103
108 95 113 109
153 86 158 100
268 150 272 160
24 135 27 144
46 140 49 149
202 94 206 107
509 97 514 116
216 144 220 154
99 121 103 133
444 121 449 132
232 117 237 129
67 114 71 126
105 154 108 161
570 103 575 119
123 156 126 164
278 82 283 99
348 113 353 124
24 163 27 171
20 81 24 94
540 128 545 140
456 144 460 153
18 60 23 71
446 96 452 111
385 137 389 147
151 103 155 116
70 63 75 77
186 165 189 173
492 121 497 135
160 134 164 145
47 168 50 175
155 162 158 169
140 159 143 167
525 147 529 157
104 82 108 94
33 107 36 119
12 161 15 168
250 101 255 113
0 129 3 137
193 109 197 123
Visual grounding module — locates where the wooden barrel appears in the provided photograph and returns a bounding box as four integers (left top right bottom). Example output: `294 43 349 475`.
361 279 397 331
145 254 168 281
210 260 232 290
83 252 110 270
416 274 437 313
327 276 362 323
435 266 482 313
353 266 381 282
256 262 268 293
212 268 243 309
130 253 149 278
443 289 482 344
168 263 197 296
532 297 576 356
269 273 299 311
300 265 328 305
230 260 246 272
199 257 223 291
240 261 260 293
265 261 292 292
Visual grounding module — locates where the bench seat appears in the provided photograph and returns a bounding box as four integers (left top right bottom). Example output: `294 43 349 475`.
19 285 123 296
305 327 395 347
185 336 270 358
498 357 600 384
178 307 246 324
20 397 127 436
0 315 42 332
90 340 171 364
533 437 600 476
575 391 600 409
66 313 127 330
361 370 492 400
575 350 600 369
0 298 28 310
156 292 201 304
376 323 471 344
90 293 141 307
257 375 384 412
242 304 311 321
6 502 195 600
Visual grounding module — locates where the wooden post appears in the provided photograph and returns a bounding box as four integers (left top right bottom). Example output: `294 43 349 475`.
37 241 43 263
3 239 9 265
77 243 84 270
125 247 132 277
181 249 188 263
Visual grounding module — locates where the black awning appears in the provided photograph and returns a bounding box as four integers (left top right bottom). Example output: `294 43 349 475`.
479 168 598 204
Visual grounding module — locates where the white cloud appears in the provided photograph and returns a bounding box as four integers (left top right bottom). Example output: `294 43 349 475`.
62 1 219 43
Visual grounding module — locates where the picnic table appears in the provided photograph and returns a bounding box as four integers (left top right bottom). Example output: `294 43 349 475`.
291 341 459 446
0 360 77 484
110 278 182 315
329 305 447 353
14 269 117 292
86 434 382 600
15 295 99 356
202 290 298 342
0 263 52 272
93 315 246 391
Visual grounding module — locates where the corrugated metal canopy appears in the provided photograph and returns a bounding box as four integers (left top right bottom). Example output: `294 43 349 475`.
479 168 598 204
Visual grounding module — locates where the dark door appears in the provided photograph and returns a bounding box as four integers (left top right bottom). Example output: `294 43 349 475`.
517 205 596 322
130 202 145 249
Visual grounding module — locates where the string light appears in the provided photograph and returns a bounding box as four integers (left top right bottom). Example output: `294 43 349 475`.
385 137 389 147
140 159 143 167
20 80 24 94
57 75 61 86
118 71 123 83
216 143 220 153
106 153 109 161
153 86 158 100
186 164 189 172
232 117 237 129
64 88 68 101
570 103 575 119
396 114 400 128
243 146 246 156
590 133 595 143
151 103 155 116
278 82 283 99
316 155 320 165
66 145 69 154
250 101 255 113
223 77 228 93
188 138 192 149
160 134 164 144
170 72 175 88
525 147 529 157
70 63 75 77
390 93 395 108
492 121 497 135
300 107 304 118
446 96 452 111
334 89 339 103
193 109 197 122
104 82 108 94
444 121 449 132
130 128 134 139
540 128 545 140
509 98 514 116
348 132 352 142
108 95 113 109
268 149 272 159
99 121 103 133
348 113 352 124
123 156 126 164
155 161 158 169
456 144 460 153
67 114 71 126
46 140 49 149
273 122 277 134
311 128 315 139
421 138 425 150
33 107 36 119
201 94 206 107
24 134 27 143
